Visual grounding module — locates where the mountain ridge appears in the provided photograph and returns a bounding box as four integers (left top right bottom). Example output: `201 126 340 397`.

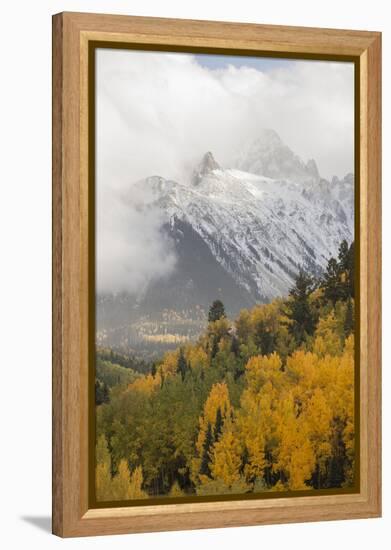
97 131 354 353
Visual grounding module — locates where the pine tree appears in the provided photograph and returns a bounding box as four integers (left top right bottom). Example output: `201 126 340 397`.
210 336 219 360
338 240 350 271
230 334 240 357
254 319 276 355
322 257 342 304
208 300 226 323
200 423 213 477
214 407 223 441
176 348 187 381
150 362 157 377
286 270 317 344
102 382 110 404
95 380 103 405
240 446 250 476
322 240 355 304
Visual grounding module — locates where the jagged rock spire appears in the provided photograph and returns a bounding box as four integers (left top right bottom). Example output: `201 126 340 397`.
191 151 220 185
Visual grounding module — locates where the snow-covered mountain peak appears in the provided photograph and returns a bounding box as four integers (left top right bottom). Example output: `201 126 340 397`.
235 129 320 184
191 151 221 186
121 130 354 310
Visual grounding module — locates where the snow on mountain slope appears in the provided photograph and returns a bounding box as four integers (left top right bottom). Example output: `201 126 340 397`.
131 147 354 303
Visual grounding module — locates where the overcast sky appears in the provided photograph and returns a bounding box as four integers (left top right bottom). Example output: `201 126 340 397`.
96 49 354 294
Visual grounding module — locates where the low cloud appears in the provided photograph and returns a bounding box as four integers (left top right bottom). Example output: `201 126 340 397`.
96 49 354 295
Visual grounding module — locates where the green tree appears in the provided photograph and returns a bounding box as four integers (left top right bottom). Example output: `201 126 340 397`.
176 348 188 381
95 380 110 405
286 270 317 344
214 407 223 441
322 240 355 304
208 300 226 323
254 319 276 355
210 336 219 360
200 423 213 477
322 257 341 304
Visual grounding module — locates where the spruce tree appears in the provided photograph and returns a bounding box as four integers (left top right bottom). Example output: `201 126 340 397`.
210 336 219 360
322 240 355 304
287 270 317 344
95 380 103 405
176 348 187 381
240 446 250 476
200 423 213 477
338 240 350 271
208 300 226 323
322 257 341 304
102 382 110 404
230 334 240 357
254 319 276 355
214 407 223 441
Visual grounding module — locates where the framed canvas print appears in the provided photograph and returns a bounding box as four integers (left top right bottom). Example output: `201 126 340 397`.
52 12 381 537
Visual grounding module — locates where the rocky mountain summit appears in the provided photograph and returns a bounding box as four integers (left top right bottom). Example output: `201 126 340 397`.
97 130 354 351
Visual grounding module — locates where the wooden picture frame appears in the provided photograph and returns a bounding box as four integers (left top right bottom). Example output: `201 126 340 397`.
52 11 381 537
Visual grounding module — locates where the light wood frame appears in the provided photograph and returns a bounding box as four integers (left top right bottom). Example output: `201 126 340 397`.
52 11 381 537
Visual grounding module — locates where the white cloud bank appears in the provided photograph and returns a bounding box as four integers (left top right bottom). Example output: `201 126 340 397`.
96 49 354 294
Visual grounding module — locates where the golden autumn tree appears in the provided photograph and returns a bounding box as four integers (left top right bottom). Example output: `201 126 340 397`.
312 311 343 357
95 251 356 499
274 393 315 489
192 382 232 486
95 435 112 501
168 480 184 497
210 419 243 487
96 435 147 500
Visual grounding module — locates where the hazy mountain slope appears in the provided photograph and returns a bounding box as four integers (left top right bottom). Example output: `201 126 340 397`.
97 131 354 353
132 156 353 304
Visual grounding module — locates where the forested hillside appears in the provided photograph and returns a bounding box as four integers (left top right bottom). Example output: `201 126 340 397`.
95 240 355 501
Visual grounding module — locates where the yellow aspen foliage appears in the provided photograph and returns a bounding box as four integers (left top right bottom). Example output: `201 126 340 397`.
207 317 231 340
95 435 112 501
244 353 283 394
195 382 232 457
304 387 333 474
128 466 148 499
236 389 268 481
274 395 315 489
186 345 208 370
312 311 342 356
250 301 282 335
95 436 148 501
96 462 112 501
127 374 159 395
286 350 318 395
110 459 134 500
160 350 180 377
210 422 242 486
235 309 251 341
96 281 356 498
103 460 148 501
192 382 232 484
169 480 184 497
